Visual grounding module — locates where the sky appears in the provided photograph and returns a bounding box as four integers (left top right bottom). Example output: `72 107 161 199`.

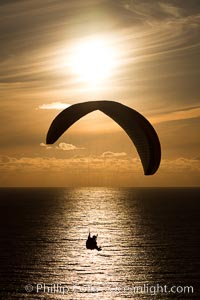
0 0 199 187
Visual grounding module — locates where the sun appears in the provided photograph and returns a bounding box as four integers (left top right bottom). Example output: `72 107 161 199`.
69 37 117 86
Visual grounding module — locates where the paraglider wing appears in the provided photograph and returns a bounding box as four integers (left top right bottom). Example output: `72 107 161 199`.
46 100 161 175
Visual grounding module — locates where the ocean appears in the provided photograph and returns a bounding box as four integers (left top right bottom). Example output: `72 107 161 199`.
0 187 200 299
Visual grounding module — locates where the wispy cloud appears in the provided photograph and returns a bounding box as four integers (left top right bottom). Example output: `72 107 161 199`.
158 2 182 18
161 157 200 173
150 106 200 124
38 102 71 110
101 151 127 158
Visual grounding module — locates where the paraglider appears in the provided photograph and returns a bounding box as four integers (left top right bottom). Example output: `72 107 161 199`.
86 231 102 251
46 100 161 175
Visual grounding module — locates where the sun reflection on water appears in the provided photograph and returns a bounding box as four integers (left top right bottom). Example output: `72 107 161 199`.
52 188 147 295
2 188 199 299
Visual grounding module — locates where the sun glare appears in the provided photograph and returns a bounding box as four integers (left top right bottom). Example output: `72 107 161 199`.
69 37 117 86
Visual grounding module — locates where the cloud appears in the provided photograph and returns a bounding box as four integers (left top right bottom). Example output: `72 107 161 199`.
126 0 194 21
1 155 199 175
158 2 183 18
0 155 199 187
40 142 84 151
40 142 52 149
101 151 127 158
161 157 200 173
0 153 133 173
38 102 71 110
56 143 85 151
150 106 200 124
0 155 16 164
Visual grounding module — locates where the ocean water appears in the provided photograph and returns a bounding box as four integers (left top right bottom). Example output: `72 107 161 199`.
0 187 200 299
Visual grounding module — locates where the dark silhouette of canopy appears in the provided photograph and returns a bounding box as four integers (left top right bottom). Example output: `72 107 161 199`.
46 100 161 175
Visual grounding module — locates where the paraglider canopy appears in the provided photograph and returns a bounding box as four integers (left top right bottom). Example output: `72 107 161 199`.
46 100 161 175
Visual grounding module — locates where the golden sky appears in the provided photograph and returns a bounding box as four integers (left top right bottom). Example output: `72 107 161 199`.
0 0 199 186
